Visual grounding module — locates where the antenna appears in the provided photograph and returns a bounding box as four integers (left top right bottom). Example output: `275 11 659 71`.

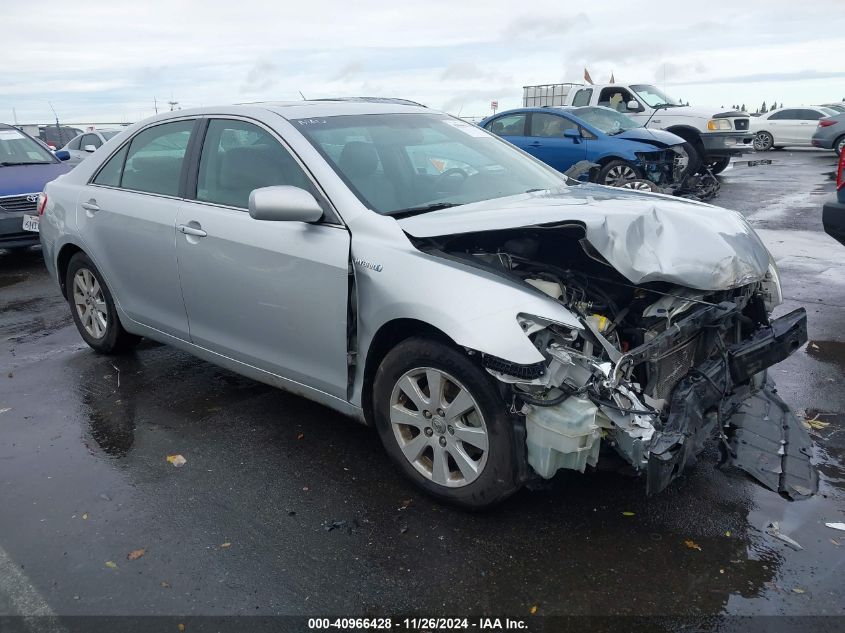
154 97 159 114
299 91 307 100
12 108 17 126
48 101 63 143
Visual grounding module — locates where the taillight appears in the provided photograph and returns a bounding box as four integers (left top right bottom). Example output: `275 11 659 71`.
837 153 844 191
819 118 838 127
37 193 48 216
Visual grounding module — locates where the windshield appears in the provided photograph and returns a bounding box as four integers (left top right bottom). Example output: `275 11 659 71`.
0 128 55 165
629 84 684 108
571 107 642 135
293 113 566 215
101 130 121 140
820 107 839 117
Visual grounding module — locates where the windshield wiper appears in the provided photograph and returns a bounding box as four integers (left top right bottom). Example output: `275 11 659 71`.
387 202 460 218
0 161 52 167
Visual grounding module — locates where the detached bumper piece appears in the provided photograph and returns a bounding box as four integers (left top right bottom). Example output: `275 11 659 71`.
646 307 816 499
727 386 817 499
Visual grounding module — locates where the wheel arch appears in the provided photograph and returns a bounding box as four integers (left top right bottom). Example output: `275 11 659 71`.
56 242 85 298
665 125 705 150
361 318 457 425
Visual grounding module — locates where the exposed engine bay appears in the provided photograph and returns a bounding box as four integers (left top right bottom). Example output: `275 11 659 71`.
414 224 818 499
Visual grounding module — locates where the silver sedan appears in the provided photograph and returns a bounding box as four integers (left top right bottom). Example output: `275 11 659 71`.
38 101 816 508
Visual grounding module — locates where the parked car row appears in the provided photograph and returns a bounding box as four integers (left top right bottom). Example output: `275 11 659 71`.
750 106 840 152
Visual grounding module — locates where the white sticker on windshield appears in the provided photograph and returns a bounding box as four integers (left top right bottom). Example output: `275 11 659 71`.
0 130 25 141
443 120 490 138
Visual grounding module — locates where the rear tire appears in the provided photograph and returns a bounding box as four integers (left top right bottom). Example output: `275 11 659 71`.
835 135 845 157
372 337 521 509
597 160 642 187
754 131 774 151
66 252 141 354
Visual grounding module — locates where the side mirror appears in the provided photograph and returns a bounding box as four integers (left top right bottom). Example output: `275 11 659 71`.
563 128 581 143
55 150 71 161
84 144 97 152
248 186 324 223
627 100 642 112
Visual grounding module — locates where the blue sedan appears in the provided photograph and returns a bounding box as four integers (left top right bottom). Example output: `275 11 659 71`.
480 106 685 187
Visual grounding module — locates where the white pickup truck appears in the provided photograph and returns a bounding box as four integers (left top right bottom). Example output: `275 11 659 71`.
523 83 754 174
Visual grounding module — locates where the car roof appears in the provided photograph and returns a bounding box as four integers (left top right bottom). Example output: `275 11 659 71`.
146 100 432 122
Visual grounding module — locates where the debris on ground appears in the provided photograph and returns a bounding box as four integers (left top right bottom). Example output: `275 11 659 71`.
323 519 350 533
160 581 171 588
0 407 11 414
830 538 841 547
221 542 232 548
622 511 635 517
166 454 187 467
792 587 806 594
825 522 845 532
530 605 538 615
82 512 89 520
684 539 702 551
765 522 804 551
105 561 118 569
398 499 412 511
127 549 146 560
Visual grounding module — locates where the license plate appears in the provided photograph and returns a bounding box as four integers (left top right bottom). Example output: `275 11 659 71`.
22 214 39 232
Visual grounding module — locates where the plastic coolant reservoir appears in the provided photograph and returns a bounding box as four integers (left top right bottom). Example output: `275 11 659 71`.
525 396 600 478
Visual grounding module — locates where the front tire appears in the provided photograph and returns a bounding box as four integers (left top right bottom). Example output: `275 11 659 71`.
66 252 140 354
372 337 521 509
707 157 731 174
754 131 774 151
835 135 845 157
674 141 702 179
597 160 642 187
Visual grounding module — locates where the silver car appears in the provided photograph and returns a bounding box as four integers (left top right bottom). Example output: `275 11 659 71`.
59 129 123 165
811 112 845 156
39 102 816 508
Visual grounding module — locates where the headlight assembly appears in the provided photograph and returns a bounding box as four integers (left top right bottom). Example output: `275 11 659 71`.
707 119 732 131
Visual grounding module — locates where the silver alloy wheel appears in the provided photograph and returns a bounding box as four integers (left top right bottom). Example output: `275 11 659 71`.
620 179 657 191
604 164 638 186
389 367 489 488
72 268 108 339
754 131 773 151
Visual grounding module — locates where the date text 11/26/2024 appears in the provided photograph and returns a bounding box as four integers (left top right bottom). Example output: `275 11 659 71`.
307 617 529 630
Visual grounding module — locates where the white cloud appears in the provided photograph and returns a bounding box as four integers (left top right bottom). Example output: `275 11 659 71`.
1 0 843 122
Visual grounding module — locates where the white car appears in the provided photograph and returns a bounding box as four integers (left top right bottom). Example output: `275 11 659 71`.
59 129 123 165
751 106 839 151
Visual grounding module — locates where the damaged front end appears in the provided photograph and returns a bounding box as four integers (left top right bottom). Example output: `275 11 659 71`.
423 226 817 499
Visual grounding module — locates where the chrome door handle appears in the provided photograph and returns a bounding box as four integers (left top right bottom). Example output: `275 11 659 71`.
177 224 207 237
81 201 100 212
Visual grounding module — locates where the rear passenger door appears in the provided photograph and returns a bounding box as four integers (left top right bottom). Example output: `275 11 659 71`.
483 113 529 150
796 109 825 144
525 112 586 172
78 119 196 339
174 117 351 398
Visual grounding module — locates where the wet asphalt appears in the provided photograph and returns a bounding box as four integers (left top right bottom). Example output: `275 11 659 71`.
0 150 843 623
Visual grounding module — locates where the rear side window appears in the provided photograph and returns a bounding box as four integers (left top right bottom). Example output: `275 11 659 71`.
93 145 129 187
484 113 526 136
196 119 313 209
798 109 823 120
121 121 194 196
571 88 592 107
80 134 101 149
769 109 798 120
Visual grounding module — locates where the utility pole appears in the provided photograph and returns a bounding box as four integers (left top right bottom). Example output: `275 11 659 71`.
154 97 159 114
168 99 179 111
12 108 17 126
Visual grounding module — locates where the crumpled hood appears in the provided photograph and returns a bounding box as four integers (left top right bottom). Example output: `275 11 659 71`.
616 127 684 147
399 185 772 291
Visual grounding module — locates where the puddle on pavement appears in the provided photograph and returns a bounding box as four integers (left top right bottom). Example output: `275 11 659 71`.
806 340 845 369
0 273 27 289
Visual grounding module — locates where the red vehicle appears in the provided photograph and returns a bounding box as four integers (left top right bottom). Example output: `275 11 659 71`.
823 151 845 246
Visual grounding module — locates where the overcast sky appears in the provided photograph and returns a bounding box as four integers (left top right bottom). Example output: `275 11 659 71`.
3 0 845 124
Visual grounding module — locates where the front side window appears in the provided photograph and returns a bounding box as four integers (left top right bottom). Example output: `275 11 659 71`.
196 119 314 209
598 88 635 112
484 113 527 137
530 113 577 137
0 127 54 165
120 120 194 196
294 113 564 216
